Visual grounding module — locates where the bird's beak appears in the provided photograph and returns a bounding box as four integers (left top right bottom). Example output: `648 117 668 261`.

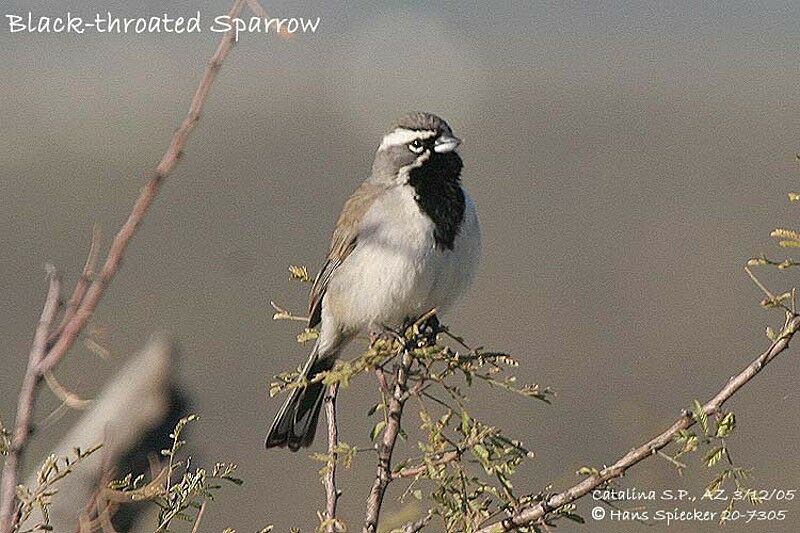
433 135 461 153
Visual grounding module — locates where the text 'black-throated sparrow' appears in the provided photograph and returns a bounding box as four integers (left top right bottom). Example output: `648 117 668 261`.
266 112 481 451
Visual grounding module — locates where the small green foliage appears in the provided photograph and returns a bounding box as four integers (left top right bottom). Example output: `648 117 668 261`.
268 308 553 532
704 446 725 467
770 228 800 248
691 400 709 436
370 420 388 442
108 415 244 532
297 327 319 344
288 265 312 283
312 442 358 478
13 444 103 533
316 514 345 533
674 429 700 456
748 184 800 271
715 412 736 439
411 399 536 531
748 254 800 270
558 504 585 523
666 405 762 521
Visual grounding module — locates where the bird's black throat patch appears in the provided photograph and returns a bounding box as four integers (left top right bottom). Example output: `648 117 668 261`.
408 153 465 250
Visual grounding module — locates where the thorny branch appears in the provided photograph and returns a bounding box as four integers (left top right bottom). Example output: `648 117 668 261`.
323 383 341 532
0 1 246 530
363 349 415 533
475 310 800 533
0 267 61 531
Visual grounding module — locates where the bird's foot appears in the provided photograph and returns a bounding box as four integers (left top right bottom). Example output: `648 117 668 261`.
404 312 441 348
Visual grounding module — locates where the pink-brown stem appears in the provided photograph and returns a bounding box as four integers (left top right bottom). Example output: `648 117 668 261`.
475 313 800 533
323 383 340 532
0 2 246 530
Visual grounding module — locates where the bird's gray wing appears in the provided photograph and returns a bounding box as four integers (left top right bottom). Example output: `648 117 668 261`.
308 181 383 328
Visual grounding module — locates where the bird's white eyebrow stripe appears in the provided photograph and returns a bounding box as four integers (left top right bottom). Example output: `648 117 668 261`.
378 128 437 151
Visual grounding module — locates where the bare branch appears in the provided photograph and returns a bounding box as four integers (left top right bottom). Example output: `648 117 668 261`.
43 370 93 410
27 334 180 533
48 224 102 347
0 2 245 531
190 501 207 533
323 383 341 532
38 0 246 376
475 312 800 533
0 265 61 530
363 350 414 533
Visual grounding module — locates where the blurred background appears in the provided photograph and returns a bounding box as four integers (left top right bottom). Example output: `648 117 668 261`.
3 1 800 531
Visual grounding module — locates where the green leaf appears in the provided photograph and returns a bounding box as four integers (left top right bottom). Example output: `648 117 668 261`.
370 420 387 442
296 328 319 344
771 228 800 242
460 411 471 435
715 412 736 439
288 265 311 282
473 443 489 459
682 434 699 454
704 446 725 467
691 400 709 436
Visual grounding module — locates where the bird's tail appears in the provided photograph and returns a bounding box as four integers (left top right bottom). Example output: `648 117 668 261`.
265 343 336 451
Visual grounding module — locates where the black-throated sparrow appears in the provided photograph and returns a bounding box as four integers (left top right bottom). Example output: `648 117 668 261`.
266 112 481 450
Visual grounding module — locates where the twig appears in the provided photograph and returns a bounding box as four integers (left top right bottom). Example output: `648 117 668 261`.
270 301 310 322
323 383 340 533
363 349 414 533
374 367 390 394
47 225 102 347
190 501 207 533
0 2 245 531
73 441 118 533
391 450 460 480
475 312 800 533
38 0 245 376
0 265 61 531
43 371 92 410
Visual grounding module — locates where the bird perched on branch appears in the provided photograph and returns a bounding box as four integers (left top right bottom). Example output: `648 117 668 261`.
265 112 481 450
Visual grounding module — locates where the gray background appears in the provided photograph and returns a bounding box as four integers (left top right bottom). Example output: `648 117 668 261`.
2 1 800 531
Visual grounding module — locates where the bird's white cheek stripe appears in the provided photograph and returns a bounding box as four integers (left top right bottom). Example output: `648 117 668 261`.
378 128 436 151
396 151 431 184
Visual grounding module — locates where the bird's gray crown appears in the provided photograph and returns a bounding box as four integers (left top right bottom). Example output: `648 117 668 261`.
391 111 453 135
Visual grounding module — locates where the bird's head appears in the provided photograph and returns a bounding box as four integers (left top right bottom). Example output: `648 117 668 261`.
371 112 462 184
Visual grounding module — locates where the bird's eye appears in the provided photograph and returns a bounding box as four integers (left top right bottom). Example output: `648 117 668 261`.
408 139 425 153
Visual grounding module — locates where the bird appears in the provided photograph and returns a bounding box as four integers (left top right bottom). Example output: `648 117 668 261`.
265 112 481 451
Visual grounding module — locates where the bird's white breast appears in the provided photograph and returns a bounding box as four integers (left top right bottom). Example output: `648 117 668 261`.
323 184 481 334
